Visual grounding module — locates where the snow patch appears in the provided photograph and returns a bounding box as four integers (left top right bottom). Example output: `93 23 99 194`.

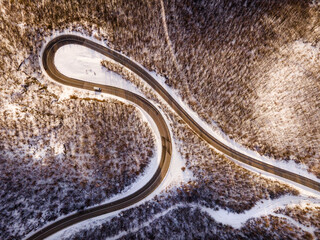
272 213 317 238
197 195 320 229
3 103 20 113
109 204 185 240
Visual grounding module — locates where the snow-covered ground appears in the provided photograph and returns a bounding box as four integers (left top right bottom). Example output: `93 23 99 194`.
38 32 320 239
53 34 319 184
37 35 194 240
53 43 194 199
55 44 136 91
148 70 319 182
198 195 320 229
47 195 320 240
111 197 320 238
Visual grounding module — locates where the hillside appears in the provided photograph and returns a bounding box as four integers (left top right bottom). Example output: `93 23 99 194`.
0 0 319 239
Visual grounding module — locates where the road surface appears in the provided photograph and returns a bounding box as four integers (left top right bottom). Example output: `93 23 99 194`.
27 34 320 239
27 35 172 240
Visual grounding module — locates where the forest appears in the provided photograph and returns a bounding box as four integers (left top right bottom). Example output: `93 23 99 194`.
2 0 319 177
0 71 155 239
0 0 319 239
70 206 315 240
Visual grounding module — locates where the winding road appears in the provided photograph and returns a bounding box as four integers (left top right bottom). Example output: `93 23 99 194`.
27 34 320 239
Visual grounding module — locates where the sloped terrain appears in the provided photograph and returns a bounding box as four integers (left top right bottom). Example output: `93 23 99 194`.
0 77 156 239
0 0 319 239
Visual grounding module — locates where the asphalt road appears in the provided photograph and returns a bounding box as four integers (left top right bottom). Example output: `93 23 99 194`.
27 34 320 239
27 35 172 240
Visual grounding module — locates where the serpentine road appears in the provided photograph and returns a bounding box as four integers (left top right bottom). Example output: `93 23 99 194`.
27 34 320 239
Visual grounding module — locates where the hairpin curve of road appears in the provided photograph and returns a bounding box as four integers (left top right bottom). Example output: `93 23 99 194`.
27 34 320 240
